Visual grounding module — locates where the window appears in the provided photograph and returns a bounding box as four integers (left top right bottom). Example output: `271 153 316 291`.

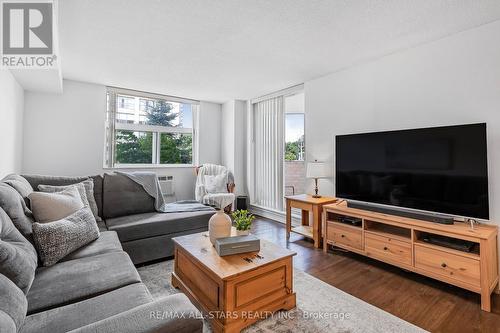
285 113 305 161
104 87 199 167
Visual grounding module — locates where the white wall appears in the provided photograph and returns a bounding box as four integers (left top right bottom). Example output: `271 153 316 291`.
0 70 24 177
305 20 500 226
221 101 236 171
23 79 222 200
221 100 247 195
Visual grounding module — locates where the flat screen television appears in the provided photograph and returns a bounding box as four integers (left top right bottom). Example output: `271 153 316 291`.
335 123 489 220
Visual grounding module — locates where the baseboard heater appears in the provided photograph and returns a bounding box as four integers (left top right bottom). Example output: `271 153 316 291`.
346 201 454 225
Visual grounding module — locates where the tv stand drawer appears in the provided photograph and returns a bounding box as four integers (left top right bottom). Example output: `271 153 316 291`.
414 244 480 288
327 222 363 250
365 233 412 266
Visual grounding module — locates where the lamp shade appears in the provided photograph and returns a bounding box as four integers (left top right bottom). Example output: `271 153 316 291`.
306 161 332 179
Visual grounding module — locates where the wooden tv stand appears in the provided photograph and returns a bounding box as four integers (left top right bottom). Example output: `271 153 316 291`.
323 201 499 312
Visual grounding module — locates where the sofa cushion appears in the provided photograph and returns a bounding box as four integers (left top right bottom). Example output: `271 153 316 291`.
2 175 33 199
20 283 152 333
0 274 28 333
61 231 122 262
0 183 35 240
22 174 104 220
29 187 84 223
0 209 37 294
27 251 141 314
106 211 213 242
68 293 203 333
102 173 155 219
32 207 100 267
22 175 89 191
91 175 104 220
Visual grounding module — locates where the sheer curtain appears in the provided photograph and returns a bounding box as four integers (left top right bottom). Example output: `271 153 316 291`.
252 96 284 211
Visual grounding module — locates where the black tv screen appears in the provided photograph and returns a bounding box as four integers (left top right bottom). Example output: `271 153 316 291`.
335 123 489 220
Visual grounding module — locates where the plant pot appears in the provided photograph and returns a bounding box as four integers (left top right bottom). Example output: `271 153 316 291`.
208 210 232 245
236 229 250 236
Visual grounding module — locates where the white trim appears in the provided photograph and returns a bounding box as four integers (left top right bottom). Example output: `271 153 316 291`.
106 164 194 169
251 84 304 104
249 204 301 224
107 86 200 105
115 122 193 134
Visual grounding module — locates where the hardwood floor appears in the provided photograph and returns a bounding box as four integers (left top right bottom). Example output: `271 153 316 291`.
250 217 500 333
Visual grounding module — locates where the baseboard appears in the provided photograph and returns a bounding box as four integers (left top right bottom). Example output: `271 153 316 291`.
249 204 301 224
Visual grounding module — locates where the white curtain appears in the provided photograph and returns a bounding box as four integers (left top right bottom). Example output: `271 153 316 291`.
253 96 284 211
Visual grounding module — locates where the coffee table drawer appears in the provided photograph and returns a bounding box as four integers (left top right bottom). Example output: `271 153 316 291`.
328 222 363 250
415 244 480 288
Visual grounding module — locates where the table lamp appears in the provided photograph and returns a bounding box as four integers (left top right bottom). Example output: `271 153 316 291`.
306 160 332 198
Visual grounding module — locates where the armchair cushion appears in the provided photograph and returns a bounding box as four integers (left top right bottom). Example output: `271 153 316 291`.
202 193 235 210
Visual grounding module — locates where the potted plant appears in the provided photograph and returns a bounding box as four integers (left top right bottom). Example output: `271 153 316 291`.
232 210 255 236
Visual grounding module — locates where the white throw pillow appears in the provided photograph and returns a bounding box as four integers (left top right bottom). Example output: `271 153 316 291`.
38 180 102 222
28 187 84 223
204 173 227 193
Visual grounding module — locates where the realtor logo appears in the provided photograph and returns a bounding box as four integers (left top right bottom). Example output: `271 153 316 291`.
1 1 56 67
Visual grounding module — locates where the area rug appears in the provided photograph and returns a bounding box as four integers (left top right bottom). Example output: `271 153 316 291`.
137 261 426 333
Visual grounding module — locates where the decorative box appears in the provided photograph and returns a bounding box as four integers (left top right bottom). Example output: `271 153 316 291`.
215 235 260 256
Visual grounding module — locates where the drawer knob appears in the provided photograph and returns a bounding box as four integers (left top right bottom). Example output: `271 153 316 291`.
383 247 388 251
441 263 447 268
341 234 345 238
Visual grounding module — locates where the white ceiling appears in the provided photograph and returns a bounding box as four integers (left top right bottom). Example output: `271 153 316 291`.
59 0 500 103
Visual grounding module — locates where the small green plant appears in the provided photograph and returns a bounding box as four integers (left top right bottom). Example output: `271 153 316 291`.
232 210 255 231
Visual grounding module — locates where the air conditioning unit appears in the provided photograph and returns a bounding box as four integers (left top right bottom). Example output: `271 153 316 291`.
158 175 174 196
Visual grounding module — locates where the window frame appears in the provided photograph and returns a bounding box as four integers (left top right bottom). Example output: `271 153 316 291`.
104 87 199 169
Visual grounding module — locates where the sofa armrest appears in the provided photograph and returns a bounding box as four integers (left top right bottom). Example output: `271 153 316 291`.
68 294 203 333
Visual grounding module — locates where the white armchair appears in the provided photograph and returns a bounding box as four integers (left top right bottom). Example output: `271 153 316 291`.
195 164 235 212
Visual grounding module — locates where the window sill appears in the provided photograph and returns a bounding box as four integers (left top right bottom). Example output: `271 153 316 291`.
104 164 195 170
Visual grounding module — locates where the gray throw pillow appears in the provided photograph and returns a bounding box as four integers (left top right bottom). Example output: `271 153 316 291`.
32 207 99 266
38 180 102 222
29 187 84 223
0 208 38 294
0 183 35 240
2 174 33 198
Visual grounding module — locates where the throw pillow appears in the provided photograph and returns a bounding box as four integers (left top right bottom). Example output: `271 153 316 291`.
29 187 84 223
204 173 227 193
0 208 37 294
2 174 33 199
38 180 101 221
32 207 99 266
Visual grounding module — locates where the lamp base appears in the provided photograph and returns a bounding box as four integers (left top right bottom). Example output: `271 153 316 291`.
312 178 321 198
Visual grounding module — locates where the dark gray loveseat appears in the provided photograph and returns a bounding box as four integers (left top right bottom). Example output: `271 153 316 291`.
0 173 212 333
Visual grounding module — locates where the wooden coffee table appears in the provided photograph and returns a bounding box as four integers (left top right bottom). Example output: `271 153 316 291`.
172 230 296 333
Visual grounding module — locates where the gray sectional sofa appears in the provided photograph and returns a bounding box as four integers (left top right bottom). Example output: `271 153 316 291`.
23 173 215 264
0 173 214 333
